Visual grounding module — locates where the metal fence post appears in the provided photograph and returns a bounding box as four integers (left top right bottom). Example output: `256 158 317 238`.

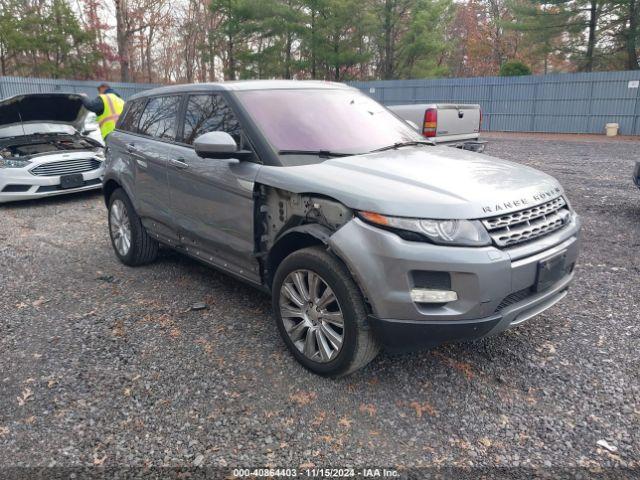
531 78 538 131
633 82 640 135
488 82 494 131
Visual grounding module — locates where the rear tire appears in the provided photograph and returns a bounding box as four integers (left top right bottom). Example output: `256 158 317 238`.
108 188 158 266
272 246 380 377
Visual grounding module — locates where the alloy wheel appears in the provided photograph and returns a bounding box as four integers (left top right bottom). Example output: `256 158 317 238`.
279 269 345 363
109 199 132 256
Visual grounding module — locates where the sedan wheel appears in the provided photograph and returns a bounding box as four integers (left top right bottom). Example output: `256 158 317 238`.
109 198 132 256
279 269 345 363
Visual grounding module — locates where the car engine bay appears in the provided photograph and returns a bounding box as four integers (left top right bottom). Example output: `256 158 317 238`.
0 134 101 159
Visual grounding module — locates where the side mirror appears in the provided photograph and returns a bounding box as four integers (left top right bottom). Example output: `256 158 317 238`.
194 131 252 160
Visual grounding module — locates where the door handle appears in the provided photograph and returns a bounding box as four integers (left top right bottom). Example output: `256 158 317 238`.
126 143 145 158
169 158 189 169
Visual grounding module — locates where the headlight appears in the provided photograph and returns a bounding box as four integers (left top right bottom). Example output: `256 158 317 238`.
358 211 491 246
0 158 31 169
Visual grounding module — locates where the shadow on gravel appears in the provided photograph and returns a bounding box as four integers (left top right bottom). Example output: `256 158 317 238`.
0 189 102 210
154 246 270 300
144 243 542 384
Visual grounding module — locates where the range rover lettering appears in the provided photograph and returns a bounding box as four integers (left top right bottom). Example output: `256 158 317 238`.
102 81 581 377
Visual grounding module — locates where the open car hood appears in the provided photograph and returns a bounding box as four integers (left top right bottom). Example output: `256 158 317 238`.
0 93 88 134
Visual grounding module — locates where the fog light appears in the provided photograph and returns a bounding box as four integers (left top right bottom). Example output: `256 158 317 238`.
410 288 458 303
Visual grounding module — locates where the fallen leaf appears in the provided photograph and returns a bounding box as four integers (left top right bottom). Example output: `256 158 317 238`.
359 404 377 417
17 388 33 406
289 391 317 406
542 342 557 355
299 462 315 469
47 379 58 389
93 455 107 465
311 410 326 427
338 417 352 428
15 302 28 309
409 401 437 418
112 319 125 337
499 414 509 427
432 351 475 380
169 327 181 338
0 427 9 437
22 416 36 425
32 298 46 307
123 388 131 397
480 437 492 448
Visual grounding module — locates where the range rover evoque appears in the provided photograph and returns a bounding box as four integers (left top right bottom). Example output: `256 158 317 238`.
103 81 581 377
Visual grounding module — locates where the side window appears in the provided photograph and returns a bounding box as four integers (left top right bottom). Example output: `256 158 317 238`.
118 98 146 133
137 96 181 140
182 94 242 146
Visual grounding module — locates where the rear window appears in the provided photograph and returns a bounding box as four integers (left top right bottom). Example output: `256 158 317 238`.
118 99 146 133
137 96 181 140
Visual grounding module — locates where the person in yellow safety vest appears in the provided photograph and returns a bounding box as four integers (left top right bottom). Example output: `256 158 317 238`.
81 83 125 139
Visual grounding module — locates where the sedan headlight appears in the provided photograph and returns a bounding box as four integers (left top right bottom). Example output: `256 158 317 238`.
358 211 491 246
0 158 31 169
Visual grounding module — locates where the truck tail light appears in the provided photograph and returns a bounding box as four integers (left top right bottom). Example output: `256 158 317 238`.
423 108 437 138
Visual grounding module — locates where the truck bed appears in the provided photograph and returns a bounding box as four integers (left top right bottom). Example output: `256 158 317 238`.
389 103 481 144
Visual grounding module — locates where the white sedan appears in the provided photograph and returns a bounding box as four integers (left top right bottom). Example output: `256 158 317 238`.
0 93 105 203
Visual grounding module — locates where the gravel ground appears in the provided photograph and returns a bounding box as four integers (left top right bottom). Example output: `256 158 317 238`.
1 134 639 474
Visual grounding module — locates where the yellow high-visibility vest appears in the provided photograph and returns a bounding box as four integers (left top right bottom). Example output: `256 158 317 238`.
97 93 125 139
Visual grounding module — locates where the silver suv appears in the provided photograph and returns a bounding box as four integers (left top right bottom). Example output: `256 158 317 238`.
103 81 581 377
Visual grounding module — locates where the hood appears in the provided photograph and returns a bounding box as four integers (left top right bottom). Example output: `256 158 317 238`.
256 146 564 219
0 93 88 135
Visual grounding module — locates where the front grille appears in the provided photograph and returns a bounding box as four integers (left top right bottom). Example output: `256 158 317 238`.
30 158 102 177
482 197 571 248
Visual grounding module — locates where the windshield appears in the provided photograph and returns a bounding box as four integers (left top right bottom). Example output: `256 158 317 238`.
235 89 424 158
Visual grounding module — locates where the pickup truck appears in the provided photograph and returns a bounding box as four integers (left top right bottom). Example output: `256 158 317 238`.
389 103 485 152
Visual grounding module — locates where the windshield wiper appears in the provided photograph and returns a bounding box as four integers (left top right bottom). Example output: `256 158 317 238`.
369 140 434 153
278 149 357 158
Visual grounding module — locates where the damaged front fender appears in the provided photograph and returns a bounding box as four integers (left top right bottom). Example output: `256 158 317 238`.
254 184 353 285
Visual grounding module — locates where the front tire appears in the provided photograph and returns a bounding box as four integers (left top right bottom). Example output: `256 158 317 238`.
108 188 158 266
272 246 380 377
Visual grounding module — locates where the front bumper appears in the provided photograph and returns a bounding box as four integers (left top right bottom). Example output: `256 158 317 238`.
367 273 571 352
0 157 104 203
329 215 581 352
